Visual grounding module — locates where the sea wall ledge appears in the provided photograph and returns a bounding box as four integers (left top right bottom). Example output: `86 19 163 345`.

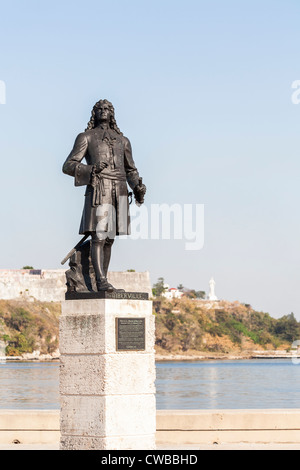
0 409 300 446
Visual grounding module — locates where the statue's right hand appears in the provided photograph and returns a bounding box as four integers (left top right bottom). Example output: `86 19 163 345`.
94 162 108 173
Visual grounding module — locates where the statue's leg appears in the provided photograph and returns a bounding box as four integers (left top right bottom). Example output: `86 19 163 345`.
91 232 113 292
103 237 114 278
103 237 125 293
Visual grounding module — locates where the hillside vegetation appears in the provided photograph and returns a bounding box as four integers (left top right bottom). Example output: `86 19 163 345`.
0 300 60 356
154 297 299 356
0 298 299 357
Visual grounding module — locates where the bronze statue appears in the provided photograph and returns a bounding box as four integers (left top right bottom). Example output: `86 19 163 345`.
62 99 146 293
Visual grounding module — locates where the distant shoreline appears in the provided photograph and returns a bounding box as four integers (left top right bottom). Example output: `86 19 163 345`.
156 354 299 361
2 352 299 363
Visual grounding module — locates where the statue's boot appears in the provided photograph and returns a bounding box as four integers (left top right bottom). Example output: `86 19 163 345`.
91 238 113 293
96 278 114 292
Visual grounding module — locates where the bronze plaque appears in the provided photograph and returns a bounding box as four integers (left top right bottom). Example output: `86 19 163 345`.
116 318 146 351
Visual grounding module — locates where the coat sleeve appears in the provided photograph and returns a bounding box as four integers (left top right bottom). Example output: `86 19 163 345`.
62 132 94 186
123 136 140 189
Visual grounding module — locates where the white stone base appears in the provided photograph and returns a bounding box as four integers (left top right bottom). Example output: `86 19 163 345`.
59 298 156 450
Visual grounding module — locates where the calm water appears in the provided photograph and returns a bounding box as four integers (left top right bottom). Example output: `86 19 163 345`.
0 359 299 410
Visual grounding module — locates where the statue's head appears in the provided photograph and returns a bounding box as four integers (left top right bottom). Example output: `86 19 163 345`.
85 99 122 134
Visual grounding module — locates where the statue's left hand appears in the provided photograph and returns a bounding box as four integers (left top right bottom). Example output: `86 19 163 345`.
134 182 146 204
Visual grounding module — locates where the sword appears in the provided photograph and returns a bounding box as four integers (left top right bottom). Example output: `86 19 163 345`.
61 233 90 265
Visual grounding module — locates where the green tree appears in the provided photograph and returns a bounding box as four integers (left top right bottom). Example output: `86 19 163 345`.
195 291 206 299
22 266 34 270
152 277 167 297
273 313 300 343
184 289 197 299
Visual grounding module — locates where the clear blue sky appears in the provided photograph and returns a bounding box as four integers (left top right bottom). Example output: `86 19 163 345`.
0 0 299 319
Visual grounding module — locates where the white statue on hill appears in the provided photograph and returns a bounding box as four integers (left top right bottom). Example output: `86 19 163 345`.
208 277 218 301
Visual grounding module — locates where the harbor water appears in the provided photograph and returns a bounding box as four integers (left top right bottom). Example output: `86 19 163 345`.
0 359 299 410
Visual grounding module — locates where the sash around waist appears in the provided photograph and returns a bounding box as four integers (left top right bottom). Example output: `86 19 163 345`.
99 171 127 182
90 172 127 207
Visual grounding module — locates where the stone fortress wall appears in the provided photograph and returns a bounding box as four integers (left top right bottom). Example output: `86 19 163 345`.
0 270 152 302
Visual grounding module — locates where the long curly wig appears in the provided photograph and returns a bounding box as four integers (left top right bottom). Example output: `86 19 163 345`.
85 99 122 134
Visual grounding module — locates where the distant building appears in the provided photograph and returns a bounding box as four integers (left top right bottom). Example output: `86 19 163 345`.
162 285 184 300
0 269 66 302
159 278 220 302
0 269 152 302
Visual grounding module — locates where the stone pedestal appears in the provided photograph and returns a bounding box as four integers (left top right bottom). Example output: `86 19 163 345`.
59 298 156 450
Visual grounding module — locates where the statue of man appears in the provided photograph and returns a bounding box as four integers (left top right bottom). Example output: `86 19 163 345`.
208 277 218 301
63 99 146 292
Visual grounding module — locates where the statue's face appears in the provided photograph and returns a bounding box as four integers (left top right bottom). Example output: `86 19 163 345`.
95 103 111 124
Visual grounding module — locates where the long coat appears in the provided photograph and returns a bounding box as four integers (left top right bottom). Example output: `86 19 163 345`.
63 125 140 236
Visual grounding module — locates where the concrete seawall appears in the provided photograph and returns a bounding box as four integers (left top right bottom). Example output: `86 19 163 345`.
1 409 300 446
